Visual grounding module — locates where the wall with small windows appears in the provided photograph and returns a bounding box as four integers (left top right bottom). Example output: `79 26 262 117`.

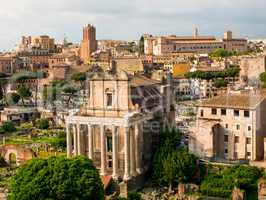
193 103 266 161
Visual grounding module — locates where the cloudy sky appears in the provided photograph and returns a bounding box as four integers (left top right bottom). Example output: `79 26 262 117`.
0 0 265 50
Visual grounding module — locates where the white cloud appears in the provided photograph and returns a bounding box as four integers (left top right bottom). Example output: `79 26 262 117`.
0 0 265 50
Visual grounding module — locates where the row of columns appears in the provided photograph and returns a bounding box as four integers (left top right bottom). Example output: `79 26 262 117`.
66 122 143 181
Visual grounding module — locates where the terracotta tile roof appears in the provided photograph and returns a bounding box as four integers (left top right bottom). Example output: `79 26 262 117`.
198 94 266 110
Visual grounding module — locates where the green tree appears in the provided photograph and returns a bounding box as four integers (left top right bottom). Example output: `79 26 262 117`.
152 129 197 191
71 72 86 84
9 156 104 200
260 72 266 88
6 92 20 106
1 121 16 133
139 36 144 54
0 78 7 104
71 72 87 103
17 85 32 106
214 79 228 88
62 84 78 109
35 118 50 130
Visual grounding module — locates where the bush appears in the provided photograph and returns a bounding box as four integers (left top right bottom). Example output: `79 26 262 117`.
128 192 141 200
50 137 66 150
35 118 49 130
1 121 16 133
200 165 263 198
9 156 104 200
18 122 33 131
6 92 20 106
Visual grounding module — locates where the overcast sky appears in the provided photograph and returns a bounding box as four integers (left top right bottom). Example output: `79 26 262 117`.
0 0 265 50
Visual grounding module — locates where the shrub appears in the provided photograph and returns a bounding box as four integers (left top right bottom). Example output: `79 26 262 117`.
9 156 104 200
1 121 16 133
128 192 141 200
50 137 66 150
35 118 49 130
18 122 33 130
200 165 263 198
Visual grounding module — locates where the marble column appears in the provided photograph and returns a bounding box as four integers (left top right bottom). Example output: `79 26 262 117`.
112 126 118 179
135 123 143 174
130 126 137 177
123 127 131 181
73 124 78 156
88 125 93 159
77 124 82 155
66 123 72 158
100 125 107 175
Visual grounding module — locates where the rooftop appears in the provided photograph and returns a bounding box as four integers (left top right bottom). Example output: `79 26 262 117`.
130 75 161 87
198 94 266 110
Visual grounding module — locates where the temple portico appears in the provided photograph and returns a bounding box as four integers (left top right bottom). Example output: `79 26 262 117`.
65 65 172 191
66 115 148 181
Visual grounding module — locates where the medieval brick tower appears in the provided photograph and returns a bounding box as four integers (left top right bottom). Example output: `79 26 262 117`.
80 24 97 62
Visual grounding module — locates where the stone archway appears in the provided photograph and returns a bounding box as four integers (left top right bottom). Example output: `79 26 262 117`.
212 124 226 159
4 149 19 166
0 145 35 166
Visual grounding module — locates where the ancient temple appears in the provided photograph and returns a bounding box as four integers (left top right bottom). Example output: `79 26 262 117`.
65 65 173 185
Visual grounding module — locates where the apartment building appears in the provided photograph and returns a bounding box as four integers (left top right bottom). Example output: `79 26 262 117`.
189 94 266 162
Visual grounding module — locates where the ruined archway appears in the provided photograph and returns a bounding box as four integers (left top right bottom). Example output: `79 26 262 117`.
0 145 35 166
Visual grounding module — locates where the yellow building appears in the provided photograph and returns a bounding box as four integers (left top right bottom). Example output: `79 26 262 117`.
164 62 191 78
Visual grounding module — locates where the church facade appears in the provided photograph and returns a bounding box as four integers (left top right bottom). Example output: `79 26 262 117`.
65 66 173 185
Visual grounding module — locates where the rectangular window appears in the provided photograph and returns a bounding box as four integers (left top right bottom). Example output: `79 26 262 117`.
211 108 217 115
106 136 113 152
225 149 228 154
106 93 113 107
224 135 228 142
235 136 239 143
234 110 240 117
246 137 251 144
248 126 251 131
200 110 204 117
236 124 240 130
247 152 251 157
225 124 228 129
221 109 227 115
244 110 250 118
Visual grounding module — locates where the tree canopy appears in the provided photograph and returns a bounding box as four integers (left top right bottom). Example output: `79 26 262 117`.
9 156 104 200
152 129 197 190
209 49 241 58
200 165 263 198
11 70 48 83
6 92 20 106
35 118 50 130
139 36 144 54
17 85 32 106
185 67 240 80
214 79 228 88
71 72 87 83
260 72 266 88
1 121 16 133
